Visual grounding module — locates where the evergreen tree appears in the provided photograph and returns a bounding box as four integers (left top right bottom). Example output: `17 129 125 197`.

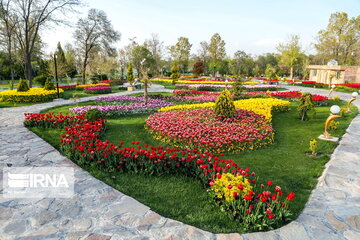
127 63 134 85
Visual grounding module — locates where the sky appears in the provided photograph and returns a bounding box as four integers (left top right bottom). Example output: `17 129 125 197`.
42 0 360 57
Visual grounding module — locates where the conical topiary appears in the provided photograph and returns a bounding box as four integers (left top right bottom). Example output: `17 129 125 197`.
214 89 236 119
44 78 55 90
17 78 30 92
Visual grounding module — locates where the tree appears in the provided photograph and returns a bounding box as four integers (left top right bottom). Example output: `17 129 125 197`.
131 45 154 77
197 41 210 73
276 35 306 80
315 12 360 65
144 33 164 74
265 64 277 80
1 0 81 87
49 42 67 79
0 0 16 89
118 48 127 79
168 37 192 73
209 33 226 61
74 8 120 83
64 43 77 77
171 60 180 83
255 53 278 76
127 63 134 85
192 61 205 76
231 50 255 76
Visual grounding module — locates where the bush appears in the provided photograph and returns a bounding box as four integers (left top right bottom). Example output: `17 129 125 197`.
85 108 103 121
214 89 236 118
231 78 244 99
33 75 47 87
44 79 55 90
297 93 315 121
17 78 29 92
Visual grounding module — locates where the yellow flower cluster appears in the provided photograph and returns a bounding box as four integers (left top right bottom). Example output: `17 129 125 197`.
234 98 290 121
151 78 260 85
211 173 253 202
158 98 290 121
75 83 109 89
0 88 64 103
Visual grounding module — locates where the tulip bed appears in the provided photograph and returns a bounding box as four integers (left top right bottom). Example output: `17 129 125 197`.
24 111 296 232
26 93 358 233
69 99 174 117
0 88 64 103
146 108 275 153
84 86 112 94
158 98 290 121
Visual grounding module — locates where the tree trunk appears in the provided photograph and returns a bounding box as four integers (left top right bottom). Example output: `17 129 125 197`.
25 54 33 87
7 41 14 90
290 67 293 80
144 80 148 105
82 55 88 84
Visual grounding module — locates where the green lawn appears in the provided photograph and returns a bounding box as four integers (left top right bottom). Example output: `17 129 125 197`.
30 97 357 234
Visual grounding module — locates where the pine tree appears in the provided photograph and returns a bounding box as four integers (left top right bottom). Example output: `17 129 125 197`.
171 61 180 84
214 89 236 119
127 63 134 85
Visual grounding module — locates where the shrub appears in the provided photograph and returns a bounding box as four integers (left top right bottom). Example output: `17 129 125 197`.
297 93 315 121
309 139 317 155
33 75 47 87
17 78 29 92
127 63 134 85
171 61 180 84
44 79 56 90
214 89 236 118
85 108 103 121
334 96 340 102
231 78 244 99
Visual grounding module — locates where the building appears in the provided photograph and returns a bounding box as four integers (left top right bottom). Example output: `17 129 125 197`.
307 65 360 84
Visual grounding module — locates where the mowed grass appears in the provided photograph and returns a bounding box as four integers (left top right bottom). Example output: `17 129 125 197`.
30 97 358 233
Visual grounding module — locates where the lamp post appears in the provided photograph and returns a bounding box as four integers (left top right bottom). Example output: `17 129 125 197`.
323 105 341 139
346 92 358 113
328 84 336 99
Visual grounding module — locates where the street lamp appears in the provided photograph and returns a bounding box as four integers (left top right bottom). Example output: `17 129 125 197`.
321 105 341 140
328 84 336 99
346 92 358 112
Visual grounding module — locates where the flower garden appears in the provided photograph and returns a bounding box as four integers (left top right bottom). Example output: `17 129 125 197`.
25 83 358 233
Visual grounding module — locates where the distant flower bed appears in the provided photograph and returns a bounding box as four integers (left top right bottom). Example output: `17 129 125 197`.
152 78 260 85
146 108 274 153
75 83 110 90
69 100 173 117
58 85 77 90
270 91 328 101
173 90 221 96
0 88 64 103
84 86 112 94
175 84 278 92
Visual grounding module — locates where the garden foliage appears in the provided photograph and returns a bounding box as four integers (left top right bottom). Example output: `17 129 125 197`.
214 89 236 118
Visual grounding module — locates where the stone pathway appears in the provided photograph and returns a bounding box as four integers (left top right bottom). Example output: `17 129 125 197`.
0 84 360 240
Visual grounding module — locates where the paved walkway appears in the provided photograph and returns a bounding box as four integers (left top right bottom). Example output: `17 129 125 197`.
0 84 360 240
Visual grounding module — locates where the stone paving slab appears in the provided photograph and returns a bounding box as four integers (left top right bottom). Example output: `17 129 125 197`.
0 84 359 239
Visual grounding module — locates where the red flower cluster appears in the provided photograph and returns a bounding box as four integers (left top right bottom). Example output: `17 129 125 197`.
57 85 77 90
24 112 87 128
270 91 328 102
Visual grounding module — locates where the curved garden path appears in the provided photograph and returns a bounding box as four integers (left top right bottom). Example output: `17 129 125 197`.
0 84 360 240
